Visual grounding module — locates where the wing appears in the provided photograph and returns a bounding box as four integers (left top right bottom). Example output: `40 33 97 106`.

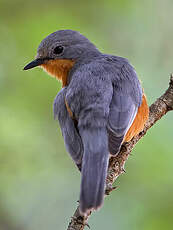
107 63 142 155
54 87 83 170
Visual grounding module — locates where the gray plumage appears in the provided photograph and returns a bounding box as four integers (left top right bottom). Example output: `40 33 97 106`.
52 33 142 213
24 30 143 215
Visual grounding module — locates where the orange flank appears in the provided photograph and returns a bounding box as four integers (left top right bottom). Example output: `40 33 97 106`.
65 92 149 143
41 59 75 87
124 93 149 142
65 98 74 119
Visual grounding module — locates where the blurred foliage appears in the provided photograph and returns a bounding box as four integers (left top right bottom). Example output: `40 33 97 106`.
0 0 173 229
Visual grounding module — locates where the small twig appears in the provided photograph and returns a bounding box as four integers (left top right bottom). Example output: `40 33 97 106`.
67 74 173 230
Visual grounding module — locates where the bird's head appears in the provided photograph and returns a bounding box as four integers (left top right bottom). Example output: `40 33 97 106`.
23 30 100 86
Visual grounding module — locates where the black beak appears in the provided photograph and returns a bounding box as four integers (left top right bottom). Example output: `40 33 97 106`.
23 57 53 70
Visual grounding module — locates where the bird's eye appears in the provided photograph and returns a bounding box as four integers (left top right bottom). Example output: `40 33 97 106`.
53 46 64 55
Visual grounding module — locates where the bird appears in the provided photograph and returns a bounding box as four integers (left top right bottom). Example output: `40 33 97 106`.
23 30 149 215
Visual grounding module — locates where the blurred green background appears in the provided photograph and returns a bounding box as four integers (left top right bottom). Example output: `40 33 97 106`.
0 0 173 229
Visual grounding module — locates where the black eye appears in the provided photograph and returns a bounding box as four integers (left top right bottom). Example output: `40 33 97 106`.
53 46 64 55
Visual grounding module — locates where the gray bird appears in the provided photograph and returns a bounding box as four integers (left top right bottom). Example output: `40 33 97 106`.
24 30 149 215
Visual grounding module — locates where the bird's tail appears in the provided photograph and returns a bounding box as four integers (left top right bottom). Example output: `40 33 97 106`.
79 127 109 215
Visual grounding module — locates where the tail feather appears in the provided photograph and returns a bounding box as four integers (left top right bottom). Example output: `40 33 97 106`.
79 128 109 214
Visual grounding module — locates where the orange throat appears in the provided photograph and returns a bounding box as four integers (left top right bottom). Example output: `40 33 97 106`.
41 59 75 87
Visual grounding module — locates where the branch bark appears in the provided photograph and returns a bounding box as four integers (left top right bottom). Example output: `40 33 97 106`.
67 74 173 230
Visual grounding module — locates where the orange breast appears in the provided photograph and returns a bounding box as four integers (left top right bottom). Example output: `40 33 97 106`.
41 59 75 87
124 93 149 142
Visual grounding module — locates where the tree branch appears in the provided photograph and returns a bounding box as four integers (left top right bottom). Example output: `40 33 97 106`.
67 74 173 230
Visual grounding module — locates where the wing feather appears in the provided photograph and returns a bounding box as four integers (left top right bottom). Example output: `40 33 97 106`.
107 63 142 155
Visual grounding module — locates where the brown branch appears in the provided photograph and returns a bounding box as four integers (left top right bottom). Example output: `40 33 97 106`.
67 74 173 230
